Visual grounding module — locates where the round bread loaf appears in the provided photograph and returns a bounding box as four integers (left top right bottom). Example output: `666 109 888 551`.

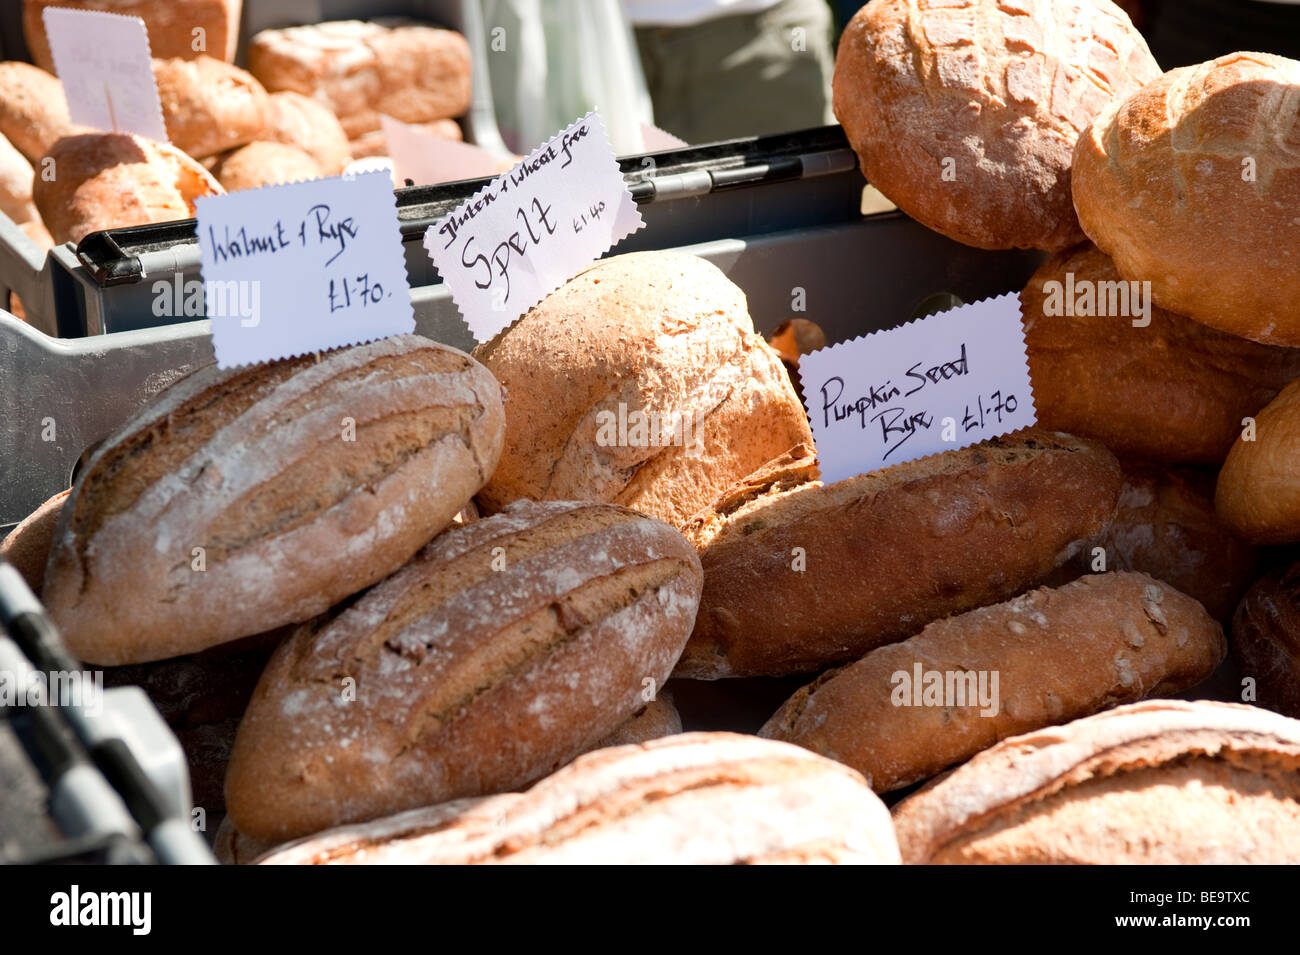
1073 52 1300 345
1216 378 1300 544
254 733 901 865
589 691 682 750
224 499 703 843
0 487 68 596
212 142 323 192
42 334 505 664
23 0 242 71
262 91 351 174
1021 243 1300 463
833 0 1159 251
473 251 814 528
677 429 1123 679
1233 564 1300 719
33 132 224 245
153 55 270 160
0 61 73 162
892 700 1300 864
762 572 1226 793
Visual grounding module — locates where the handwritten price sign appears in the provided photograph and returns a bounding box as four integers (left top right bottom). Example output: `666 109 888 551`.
196 171 414 368
424 111 644 342
798 294 1038 483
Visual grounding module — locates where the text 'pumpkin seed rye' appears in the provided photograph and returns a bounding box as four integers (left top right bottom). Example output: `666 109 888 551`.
471 251 814 528
252 733 901 865
42 335 505 665
224 500 703 843
675 430 1124 679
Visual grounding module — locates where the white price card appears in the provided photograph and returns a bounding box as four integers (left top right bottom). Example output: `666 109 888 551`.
424 111 644 342
798 293 1037 483
43 7 167 142
196 171 415 369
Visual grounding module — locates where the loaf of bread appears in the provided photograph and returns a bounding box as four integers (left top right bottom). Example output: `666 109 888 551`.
0 61 73 162
248 20 473 140
153 56 271 160
1047 465 1257 623
348 118 463 159
42 335 505 665
23 0 242 70
1021 243 1300 463
262 91 351 175
254 733 901 864
0 488 68 595
212 142 323 192
1233 565 1300 719
677 429 1123 678
473 251 814 529
33 132 223 245
762 572 1225 793
892 700 1300 863
0 130 37 227
224 499 702 842
590 691 682 750
833 0 1159 251
1216 378 1300 544
1073 52 1300 346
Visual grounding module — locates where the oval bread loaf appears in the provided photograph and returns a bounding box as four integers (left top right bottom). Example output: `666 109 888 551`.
262 91 351 174
677 429 1124 678
1216 378 1300 544
0 61 74 162
255 733 901 865
42 334 504 664
153 55 271 160
761 572 1226 793
1233 564 1300 719
892 700 1300 864
224 500 703 843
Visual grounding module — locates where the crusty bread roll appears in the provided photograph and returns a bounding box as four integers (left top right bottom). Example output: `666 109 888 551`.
248 20 472 140
42 335 505 665
1073 52 1300 346
0 61 73 162
1234 564 1300 720
833 0 1159 251
23 0 242 70
1216 378 1300 544
762 573 1225 793
348 118 463 159
677 430 1123 679
254 733 901 865
33 132 223 245
590 691 682 750
153 56 270 160
892 700 1300 864
212 142 323 192
1022 244 1300 464
473 251 814 529
262 91 351 175
0 130 37 226
225 500 703 842
0 488 68 595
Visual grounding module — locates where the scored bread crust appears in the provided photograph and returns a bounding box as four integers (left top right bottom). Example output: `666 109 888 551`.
224 500 703 843
1216 378 1300 544
1233 564 1300 719
153 56 271 160
473 251 814 529
676 428 1123 679
760 572 1226 793
254 733 901 865
42 335 505 665
0 61 74 162
1073 52 1300 345
834 0 1159 251
892 700 1300 864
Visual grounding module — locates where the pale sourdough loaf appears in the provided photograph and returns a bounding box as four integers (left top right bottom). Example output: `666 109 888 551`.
153 56 271 160
1233 564 1300 719
893 700 1300 864
1073 52 1300 345
473 251 814 528
224 500 703 842
23 0 242 69
677 429 1123 678
1021 243 1300 463
1216 378 1300 544
833 0 1159 251
761 572 1225 793
0 61 73 162
254 733 901 865
262 91 351 175
42 335 505 664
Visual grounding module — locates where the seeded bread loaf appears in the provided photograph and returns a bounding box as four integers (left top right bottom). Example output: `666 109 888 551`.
254 733 901 864
153 56 271 160
1233 564 1300 719
892 700 1300 864
42 335 505 664
0 61 73 162
677 429 1124 678
1216 378 1300 544
761 572 1225 793
224 500 703 842
0 488 68 596
23 0 242 70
